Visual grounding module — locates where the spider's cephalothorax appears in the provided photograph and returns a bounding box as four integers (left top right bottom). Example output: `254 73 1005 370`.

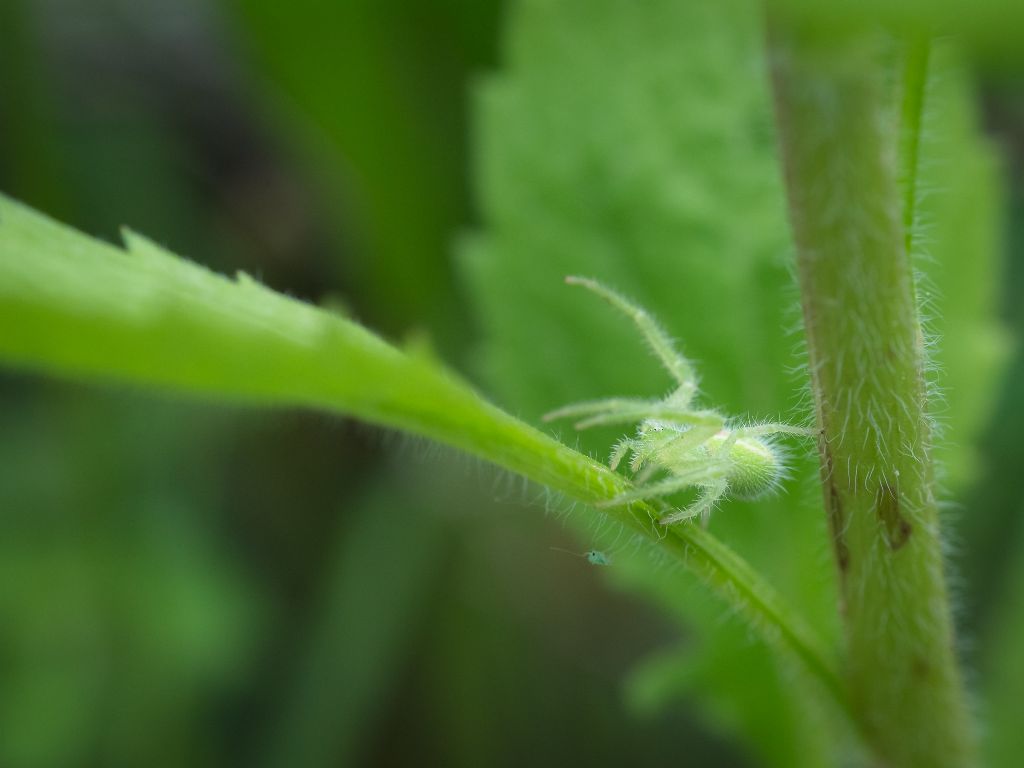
544 277 812 525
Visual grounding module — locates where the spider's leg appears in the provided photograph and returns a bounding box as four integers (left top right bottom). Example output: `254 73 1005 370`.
597 463 725 508
574 406 722 431
628 429 676 473
698 482 729 527
609 438 635 471
545 398 723 431
628 421 722 474
565 276 698 393
633 463 659 484
699 483 729 528
707 421 813 460
543 398 659 423
712 427 742 457
732 422 816 440
661 481 729 527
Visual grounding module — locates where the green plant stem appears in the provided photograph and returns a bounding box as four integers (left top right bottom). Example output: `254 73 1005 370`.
768 21 973 767
0 193 848 721
899 35 930 255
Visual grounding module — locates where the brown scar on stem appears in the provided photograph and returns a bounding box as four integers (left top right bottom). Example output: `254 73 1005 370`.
877 479 912 550
820 442 849 573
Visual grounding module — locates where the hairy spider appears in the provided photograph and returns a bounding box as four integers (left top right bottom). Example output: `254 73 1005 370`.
544 277 812 526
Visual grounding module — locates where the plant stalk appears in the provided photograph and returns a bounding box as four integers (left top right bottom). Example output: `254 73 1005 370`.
767 20 974 767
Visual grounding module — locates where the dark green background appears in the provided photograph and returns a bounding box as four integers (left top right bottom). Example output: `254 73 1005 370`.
1 1 1022 766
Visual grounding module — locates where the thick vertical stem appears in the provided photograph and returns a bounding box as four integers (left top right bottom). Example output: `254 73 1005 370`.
768 21 974 768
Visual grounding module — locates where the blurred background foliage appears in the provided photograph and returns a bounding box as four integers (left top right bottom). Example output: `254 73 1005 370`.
0 0 1021 766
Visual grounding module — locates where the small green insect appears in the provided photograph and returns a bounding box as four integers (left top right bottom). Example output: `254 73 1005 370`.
584 550 612 566
551 547 613 566
545 276 813 526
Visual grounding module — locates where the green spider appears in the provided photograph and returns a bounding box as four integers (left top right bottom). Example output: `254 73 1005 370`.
544 277 813 526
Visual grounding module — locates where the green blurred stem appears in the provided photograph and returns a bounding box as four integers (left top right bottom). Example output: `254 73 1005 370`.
0 194 848 722
899 35 930 255
768 21 973 767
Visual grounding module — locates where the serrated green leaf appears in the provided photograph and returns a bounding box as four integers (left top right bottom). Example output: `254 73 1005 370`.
0 191 847 732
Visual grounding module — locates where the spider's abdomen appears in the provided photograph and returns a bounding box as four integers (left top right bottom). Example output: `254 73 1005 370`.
707 432 782 499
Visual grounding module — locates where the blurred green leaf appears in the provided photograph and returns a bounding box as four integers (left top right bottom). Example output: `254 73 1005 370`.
0 393 258 768
263 479 448 768
227 0 502 345
772 0 1024 67
914 45 1009 489
0 0 69 219
627 635 832 768
982 499 1024 768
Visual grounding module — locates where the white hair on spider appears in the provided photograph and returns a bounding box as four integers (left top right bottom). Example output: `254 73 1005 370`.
543 276 813 526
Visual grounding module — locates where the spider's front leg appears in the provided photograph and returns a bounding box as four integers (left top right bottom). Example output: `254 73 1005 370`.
623 421 723 477
596 462 726 508
609 438 635 471
544 398 723 431
564 276 700 403
731 422 816 440
543 397 659 427
660 480 728 526
703 422 811 461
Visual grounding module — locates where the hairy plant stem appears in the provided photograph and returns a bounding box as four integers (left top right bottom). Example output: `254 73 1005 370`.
768 21 974 767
